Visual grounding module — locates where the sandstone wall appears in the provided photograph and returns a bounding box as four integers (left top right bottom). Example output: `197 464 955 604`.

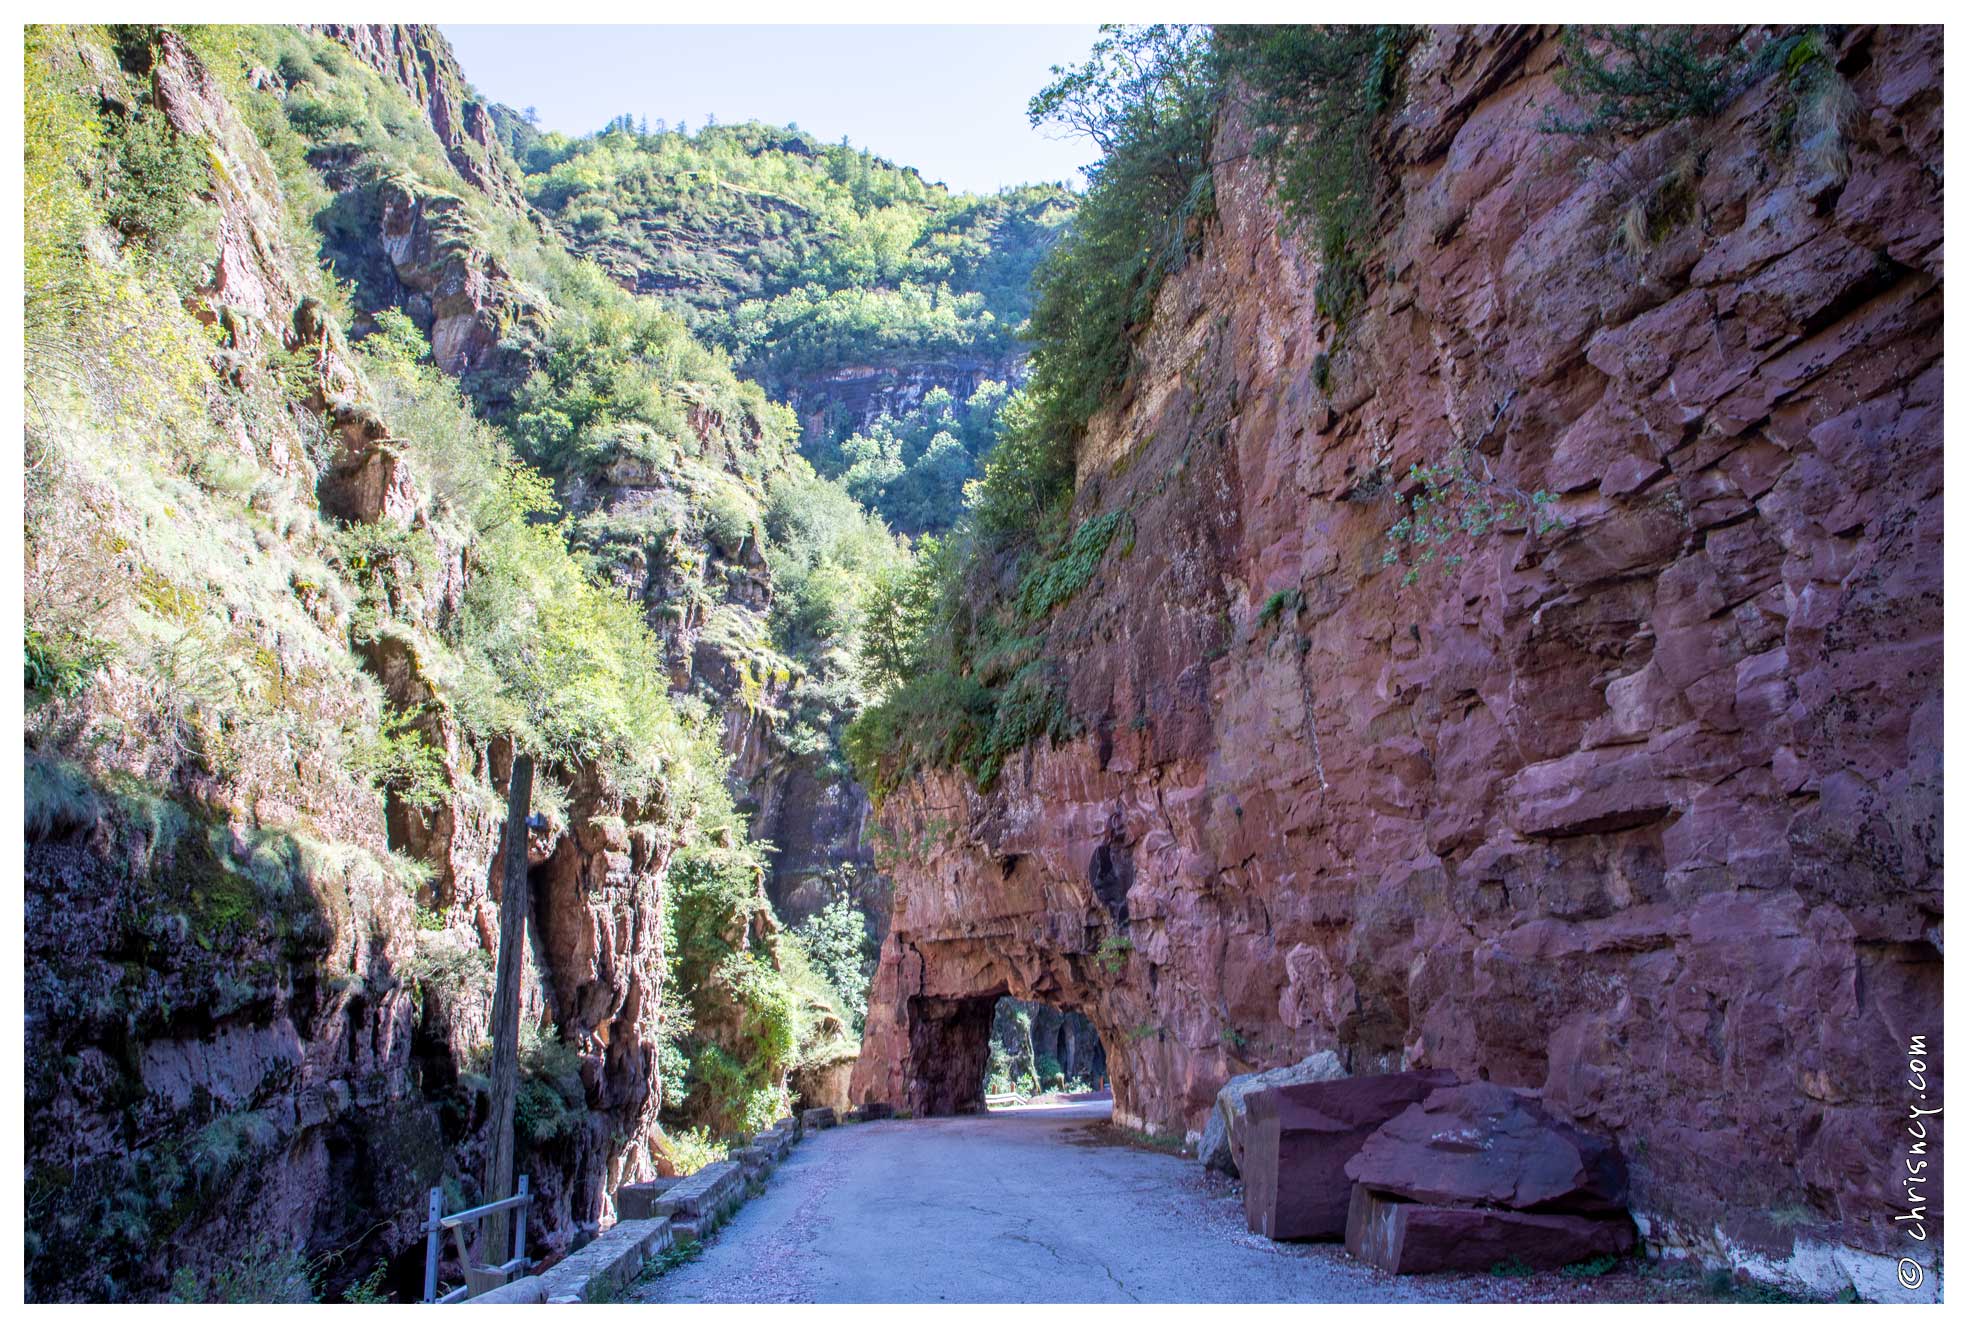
853 24 1942 1291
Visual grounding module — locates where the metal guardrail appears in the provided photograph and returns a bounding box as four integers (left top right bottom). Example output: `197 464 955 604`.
423 1175 531 1304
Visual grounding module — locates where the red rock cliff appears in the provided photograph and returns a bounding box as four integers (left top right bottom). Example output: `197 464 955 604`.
852 24 1942 1292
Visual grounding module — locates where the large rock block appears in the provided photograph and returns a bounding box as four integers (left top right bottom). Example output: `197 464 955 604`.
1243 1069 1459 1240
1198 1050 1347 1177
1345 1185 1634 1274
1345 1082 1628 1214
800 1106 838 1131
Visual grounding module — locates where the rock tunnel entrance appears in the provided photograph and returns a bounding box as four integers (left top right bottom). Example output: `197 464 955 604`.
887 989 1111 1117
983 999 1107 1103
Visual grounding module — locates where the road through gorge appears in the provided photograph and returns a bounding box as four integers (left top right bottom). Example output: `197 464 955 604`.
637 1099 1441 1303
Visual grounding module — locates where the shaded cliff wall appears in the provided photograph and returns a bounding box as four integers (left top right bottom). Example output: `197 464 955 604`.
853 24 1941 1291
23 25 713 1298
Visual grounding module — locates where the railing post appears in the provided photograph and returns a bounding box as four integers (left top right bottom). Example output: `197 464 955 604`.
512 1174 530 1266
423 1186 443 1303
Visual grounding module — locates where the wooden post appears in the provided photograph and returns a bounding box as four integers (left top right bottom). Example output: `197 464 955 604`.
480 752 533 1280
422 1186 443 1303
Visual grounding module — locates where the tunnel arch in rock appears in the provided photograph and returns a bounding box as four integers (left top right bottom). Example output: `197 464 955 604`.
845 837 1155 1125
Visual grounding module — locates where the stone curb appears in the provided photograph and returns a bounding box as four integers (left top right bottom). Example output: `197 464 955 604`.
466 1123 805 1303
518 1216 676 1303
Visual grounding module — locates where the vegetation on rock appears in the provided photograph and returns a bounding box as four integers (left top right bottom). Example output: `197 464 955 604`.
19 21 896 1299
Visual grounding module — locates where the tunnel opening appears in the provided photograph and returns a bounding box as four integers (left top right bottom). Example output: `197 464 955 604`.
982 998 1108 1108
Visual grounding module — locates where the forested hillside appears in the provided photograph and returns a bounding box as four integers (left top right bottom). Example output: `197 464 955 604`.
508 117 1073 535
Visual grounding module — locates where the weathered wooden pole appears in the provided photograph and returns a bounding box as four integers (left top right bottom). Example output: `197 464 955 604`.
480 751 533 1279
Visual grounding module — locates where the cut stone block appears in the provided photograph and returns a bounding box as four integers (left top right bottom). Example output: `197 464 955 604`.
1199 1050 1348 1177
615 1176 680 1221
801 1106 838 1130
464 1275 546 1304
1346 1082 1628 1214
530 1217 673 1302
1345 1185 1634 1274
649 1159 743 1225
1243 1069 1459 1241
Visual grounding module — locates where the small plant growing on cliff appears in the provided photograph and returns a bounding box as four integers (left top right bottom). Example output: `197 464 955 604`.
1095 933 1134 975
347 705 450 812
1545 26 1748 138
1016 508 1134 620
1768 28 1858 182
1255 588 1301 632
1382 448 1561 586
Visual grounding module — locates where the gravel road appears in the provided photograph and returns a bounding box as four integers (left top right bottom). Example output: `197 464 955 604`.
636 1098 1447 1303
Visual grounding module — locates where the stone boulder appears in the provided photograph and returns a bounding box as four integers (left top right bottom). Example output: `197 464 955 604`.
1198 1050 1347 1176
791 1047 856 1114
1345 1187 1634 1275
1345 1082 1628 1214
1243 1069 1459 1240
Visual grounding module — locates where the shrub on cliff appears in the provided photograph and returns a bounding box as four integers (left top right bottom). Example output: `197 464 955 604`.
1213 24 1415 326
792 888 874 1033
1015 24 1218 482
358 317 736 813
665 844 856 1136
1545 25 1748 138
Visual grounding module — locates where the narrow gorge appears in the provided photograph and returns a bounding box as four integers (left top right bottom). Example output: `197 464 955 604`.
20 21 1943 1305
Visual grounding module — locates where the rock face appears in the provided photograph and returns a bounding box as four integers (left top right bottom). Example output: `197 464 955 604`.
1197 1050 1347 1176
1346 1082 1628 1214
307 24 529 211
1242 1070 1459 1240
791 1051 857 1114
777 354 1023 452
852 24 1943 1294
303 28 541 405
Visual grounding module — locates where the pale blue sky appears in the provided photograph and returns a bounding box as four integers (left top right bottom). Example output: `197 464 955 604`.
441 25 1105 194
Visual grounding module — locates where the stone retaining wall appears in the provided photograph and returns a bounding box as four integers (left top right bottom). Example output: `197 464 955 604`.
469 1115 818 1303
